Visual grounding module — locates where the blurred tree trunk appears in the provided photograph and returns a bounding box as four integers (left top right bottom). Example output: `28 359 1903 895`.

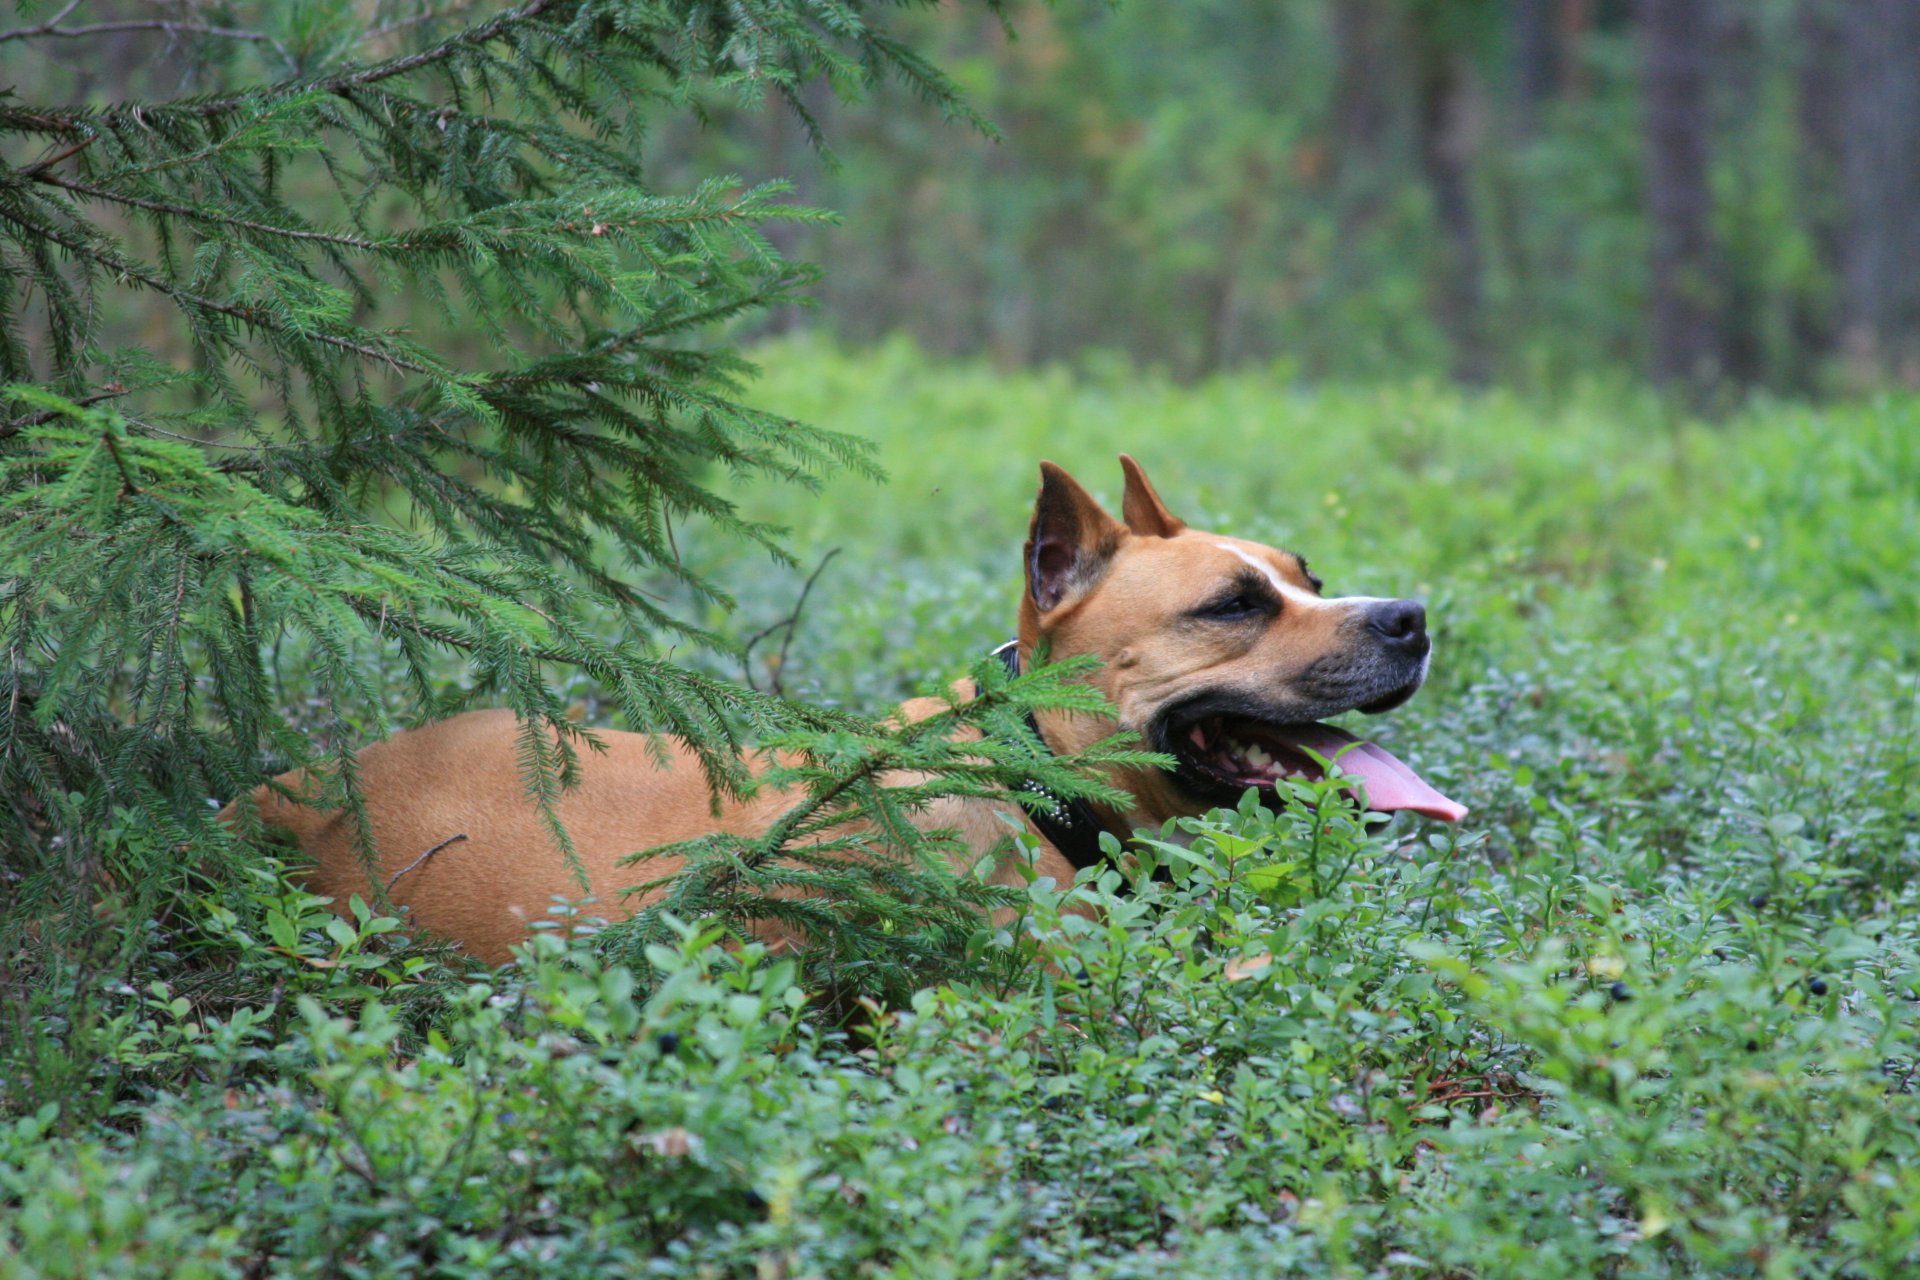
757 81 826 336
1637 0 1724 393
1838 0 1920 384
1331 0 1401 232
1794 0 1845 383
1327 0 1410 378
1512 0 1562 136
1713 1 1763 385
1558 0 1595 98
1414 34 1491 386
1199 152 1267 374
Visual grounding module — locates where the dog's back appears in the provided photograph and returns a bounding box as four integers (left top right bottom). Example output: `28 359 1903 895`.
244 708 797 961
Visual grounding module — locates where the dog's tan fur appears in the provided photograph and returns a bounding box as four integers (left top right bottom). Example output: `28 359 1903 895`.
238 457 1432 962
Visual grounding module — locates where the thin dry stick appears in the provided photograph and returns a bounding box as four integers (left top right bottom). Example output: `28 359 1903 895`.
19 132 97 177
386 831 468 891
0 0 81 43
0 19 272 43
739 547 841 696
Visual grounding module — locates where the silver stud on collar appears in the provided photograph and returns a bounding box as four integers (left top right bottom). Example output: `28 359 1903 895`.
1018 778 1069 823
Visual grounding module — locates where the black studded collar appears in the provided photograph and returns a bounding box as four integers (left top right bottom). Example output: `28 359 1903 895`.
983 640 1122 872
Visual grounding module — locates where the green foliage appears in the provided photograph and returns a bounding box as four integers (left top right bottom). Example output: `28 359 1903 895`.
5 785 1917 1276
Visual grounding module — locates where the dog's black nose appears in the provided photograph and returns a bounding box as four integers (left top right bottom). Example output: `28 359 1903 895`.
1366 599 1428 651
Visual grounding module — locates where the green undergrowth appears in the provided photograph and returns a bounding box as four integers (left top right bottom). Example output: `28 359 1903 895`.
6 345 1920 1277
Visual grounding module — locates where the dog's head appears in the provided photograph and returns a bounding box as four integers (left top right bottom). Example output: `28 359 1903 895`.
1018 455 1464 826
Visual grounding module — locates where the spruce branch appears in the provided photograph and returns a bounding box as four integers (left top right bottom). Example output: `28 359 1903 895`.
1 0 1019 984
28 171 379 250
10 210 438 374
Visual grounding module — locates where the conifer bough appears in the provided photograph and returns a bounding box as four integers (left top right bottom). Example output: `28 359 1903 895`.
2 0 1126 981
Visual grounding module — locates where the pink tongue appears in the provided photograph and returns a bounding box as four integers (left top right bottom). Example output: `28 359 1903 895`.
1274 724 1468 823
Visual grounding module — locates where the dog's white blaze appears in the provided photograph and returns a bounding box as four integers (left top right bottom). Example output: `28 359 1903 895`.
1213 542 1325 608
1213 541 1294 597
1211 541 1403 616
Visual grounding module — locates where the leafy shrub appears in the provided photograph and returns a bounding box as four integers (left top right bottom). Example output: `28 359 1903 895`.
7 768 1917 1276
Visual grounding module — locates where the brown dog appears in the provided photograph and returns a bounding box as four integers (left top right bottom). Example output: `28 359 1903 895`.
238 457 1463 962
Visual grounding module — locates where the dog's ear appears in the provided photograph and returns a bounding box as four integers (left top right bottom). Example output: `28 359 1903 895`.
1118 454 1185 538
1026 462 1125 613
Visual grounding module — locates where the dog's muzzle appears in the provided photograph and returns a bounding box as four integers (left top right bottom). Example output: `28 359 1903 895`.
1145 602 1462 821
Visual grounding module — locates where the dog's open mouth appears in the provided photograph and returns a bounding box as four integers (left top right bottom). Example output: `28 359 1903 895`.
1169 713 1467 822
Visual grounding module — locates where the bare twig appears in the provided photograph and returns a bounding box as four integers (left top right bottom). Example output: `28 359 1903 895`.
386 832 469 891
0 18 272 45
19 132 97 177
125 422 296 451
739 547 840 696
0 0 82 43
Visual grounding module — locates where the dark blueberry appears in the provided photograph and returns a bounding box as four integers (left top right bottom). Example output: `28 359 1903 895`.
1073 965 1092 984
742 1188 768 1213
1609 981 1632 1002
1747 893 1769 909
1808 977 1829 997
654 1031 681 1055
1745 1039 1760 1053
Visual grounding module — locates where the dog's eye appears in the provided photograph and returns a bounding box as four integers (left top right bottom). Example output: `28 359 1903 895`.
1301 562 1324 593
1198 591 1268 621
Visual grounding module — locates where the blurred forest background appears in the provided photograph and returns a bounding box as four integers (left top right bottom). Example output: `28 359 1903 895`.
18 0 1920 397
642 0 1920 397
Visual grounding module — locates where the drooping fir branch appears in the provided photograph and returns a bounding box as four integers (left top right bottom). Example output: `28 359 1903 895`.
0 393 866 901
0 1 1013 948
